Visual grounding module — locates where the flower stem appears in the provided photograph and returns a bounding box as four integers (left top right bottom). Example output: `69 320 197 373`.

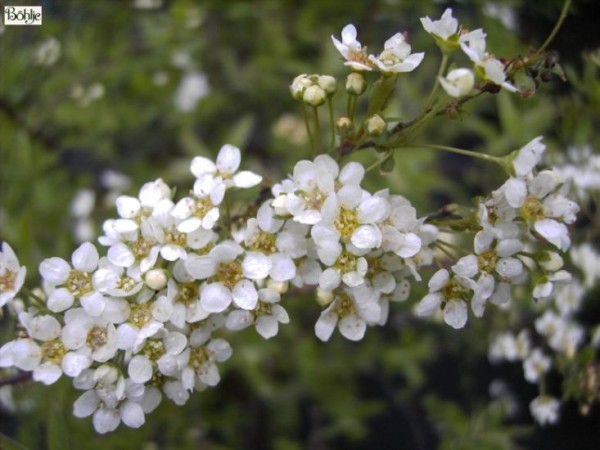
535 0 572 57
425 54 449 108
414 143 503 165
365 150 393 173
301 102 316 156
327 98 335 150
312 106 321 154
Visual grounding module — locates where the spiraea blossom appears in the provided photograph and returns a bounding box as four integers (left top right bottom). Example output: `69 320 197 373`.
0 10 588 435
0 242 26 308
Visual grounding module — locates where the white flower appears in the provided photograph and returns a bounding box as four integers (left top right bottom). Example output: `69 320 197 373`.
459 29 516 92
331 24 373 71
420 8 459 40
314 286 380 341
226 288 290 339
190 144 262 189
0 242 26 308
415 269 473 329
61 308 118 363
180 337 232 390
530 395 560 425
570 243 600 288
186 241 262 313
171 175 225 233
439 68 475 98
39 242 106 315
174 71 209 112
523 348 551 383
368 33 424 74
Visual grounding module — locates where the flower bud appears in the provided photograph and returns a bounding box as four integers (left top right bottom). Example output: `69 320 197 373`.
303 85 326 106
267 279 289 294
145 268 168 291
94 364 119 385
318 75 337 96
290 74 311 100
336 117 353 137
366 114 386 136
439 68 475 98
346 72 367 95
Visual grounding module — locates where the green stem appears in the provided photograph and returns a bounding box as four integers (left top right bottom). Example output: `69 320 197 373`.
301 102 316 156
534 0 572 56
20 287 49 312
327 98 335 150
365 151 393 173
415 144 503 165
425 54 449 108
312 106 321 155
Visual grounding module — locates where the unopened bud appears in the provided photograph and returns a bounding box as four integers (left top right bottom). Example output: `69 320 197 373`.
318 75 337 96
303 85 326 106
366 114 386 136
145 268 168 290
336 117 353 137
290 74 312 100
439 68 475 98
267 279 289 294
346 72 367 95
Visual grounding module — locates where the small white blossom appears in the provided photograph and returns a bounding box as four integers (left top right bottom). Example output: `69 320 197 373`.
331 24 373 71
530 395 560 425
368 33 424 74
0 242 26 308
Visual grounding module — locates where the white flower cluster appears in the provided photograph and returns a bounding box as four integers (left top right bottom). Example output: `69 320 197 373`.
270 154 438 341
416 137 579 329
489 270 591 425
332 24 424 74
421 8 517 97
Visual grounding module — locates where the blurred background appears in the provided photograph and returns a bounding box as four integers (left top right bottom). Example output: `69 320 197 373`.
1 0 599 448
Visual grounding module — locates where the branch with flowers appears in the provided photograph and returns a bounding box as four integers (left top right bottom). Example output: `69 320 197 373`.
1 2 598 437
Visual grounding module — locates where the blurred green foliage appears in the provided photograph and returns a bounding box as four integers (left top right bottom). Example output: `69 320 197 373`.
1 0 599 448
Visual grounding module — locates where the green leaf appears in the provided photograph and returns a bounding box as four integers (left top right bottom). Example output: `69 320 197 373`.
47 404 72 450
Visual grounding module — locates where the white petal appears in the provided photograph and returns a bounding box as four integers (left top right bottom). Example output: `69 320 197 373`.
351 225 382 249
452 255 478 278
443 299 468 329
128 355 154 383
232 280 258 310
338 315 366 341
428 269 449 291
80 292 106 317
93 407 121 434
47 288 75 312
39 257 70 284
319 268 341 291
107 243 135 268
314 310 337 342
233 171 262 188
199 362 220 386
242 252 272 280
216 144 241 174
72 242 99 272
535 219 570 251
185 254 217 280
256 316 279 339
200 282 232 313
73 390 99 418
62 352 92 377
226 310 253 330
504 178 527 208
358 196 390 223
415 293 442 317
120 401 145 428
268 254 296 281
190 156 216 178
33 362 62 385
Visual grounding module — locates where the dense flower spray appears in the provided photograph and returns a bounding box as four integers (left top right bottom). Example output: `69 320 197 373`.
0 6 595 433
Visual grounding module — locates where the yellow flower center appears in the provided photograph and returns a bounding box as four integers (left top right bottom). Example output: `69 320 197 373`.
86 326 108 350
478 249 498 273
521 195 545 222
130 303 152 328
66 270 92 297
334 207 359 242
41 340 66 364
